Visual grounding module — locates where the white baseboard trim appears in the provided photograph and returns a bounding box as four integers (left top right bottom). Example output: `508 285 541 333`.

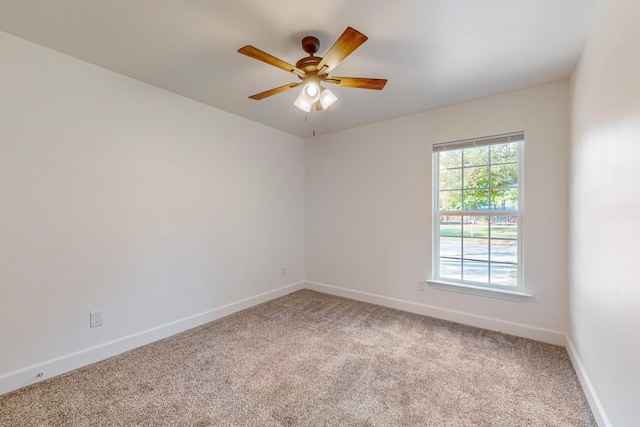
0 281 305 396
564 337 611 427
305 281 567 346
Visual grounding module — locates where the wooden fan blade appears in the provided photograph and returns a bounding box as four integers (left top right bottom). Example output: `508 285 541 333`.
316 27 368 73
248 82 300 100
238 46 305 76
328 77 387 90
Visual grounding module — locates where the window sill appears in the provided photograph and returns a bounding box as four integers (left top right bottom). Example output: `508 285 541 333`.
427 280 532 302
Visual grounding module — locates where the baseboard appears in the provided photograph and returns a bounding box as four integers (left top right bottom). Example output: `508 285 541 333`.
305 281 567 346
0 281 305 396
564 337 612 427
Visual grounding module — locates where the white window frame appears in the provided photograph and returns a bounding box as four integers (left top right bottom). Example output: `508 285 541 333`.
430 132 528 297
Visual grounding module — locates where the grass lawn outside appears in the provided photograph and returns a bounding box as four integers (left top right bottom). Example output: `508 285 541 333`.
440 222 517 242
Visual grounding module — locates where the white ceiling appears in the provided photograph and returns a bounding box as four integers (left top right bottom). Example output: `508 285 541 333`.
0 0 598 138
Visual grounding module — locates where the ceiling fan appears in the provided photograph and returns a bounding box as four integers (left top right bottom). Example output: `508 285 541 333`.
238 27 387 113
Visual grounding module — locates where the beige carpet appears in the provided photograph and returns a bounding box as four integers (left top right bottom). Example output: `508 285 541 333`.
0 290 595 426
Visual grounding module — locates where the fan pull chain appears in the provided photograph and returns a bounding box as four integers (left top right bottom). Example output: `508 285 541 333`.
303 109 316 136
312 106 316 137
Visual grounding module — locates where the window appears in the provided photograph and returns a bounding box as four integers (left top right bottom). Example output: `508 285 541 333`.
432 132 524 294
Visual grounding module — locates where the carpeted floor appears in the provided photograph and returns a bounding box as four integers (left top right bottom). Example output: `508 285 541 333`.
0 290 595 426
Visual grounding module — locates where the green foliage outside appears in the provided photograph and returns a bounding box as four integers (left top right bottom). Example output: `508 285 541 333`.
438 143 519 211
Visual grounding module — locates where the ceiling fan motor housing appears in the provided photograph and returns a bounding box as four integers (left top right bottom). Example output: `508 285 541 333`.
301 36 320 55
296 56 324 77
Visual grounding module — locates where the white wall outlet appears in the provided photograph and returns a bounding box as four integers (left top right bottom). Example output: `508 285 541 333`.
90 310 103 328
281 267 287 277
418 281 426 291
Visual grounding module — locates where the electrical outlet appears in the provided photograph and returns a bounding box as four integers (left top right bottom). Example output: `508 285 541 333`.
281 267 287 277
418 281 426 291
90 310 103 328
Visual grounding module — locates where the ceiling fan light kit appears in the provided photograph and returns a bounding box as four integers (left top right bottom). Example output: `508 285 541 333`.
238 27 387 113
302 79 320 103
318 87 338 110
294 91 313 113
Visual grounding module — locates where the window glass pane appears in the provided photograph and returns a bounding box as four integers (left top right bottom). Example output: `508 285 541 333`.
489 189 518 210
463 146 489 166
462 260 489 283
462 215 489 238
463 166 489 189
441 237 462 258
490 163 518 188
440 258 461 280
490 239 517 264
463 216 489 261
439 168 462 190
440 150 462 169
489 217 518 240
490 263 518 286
440 216 462 237
463 238 488 261
463 190 489 210
439 190 462 210
490 142 518 164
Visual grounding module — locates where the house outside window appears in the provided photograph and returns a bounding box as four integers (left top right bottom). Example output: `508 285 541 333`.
432 132 525 294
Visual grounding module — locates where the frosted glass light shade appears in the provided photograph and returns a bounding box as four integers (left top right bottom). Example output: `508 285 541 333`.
304 83 318 98
319 88 338 109
294 91 312 113
301 82 321 104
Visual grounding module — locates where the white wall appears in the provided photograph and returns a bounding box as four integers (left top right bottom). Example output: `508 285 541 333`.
570 0 640 425
0 31 305 392
306 81 571 340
